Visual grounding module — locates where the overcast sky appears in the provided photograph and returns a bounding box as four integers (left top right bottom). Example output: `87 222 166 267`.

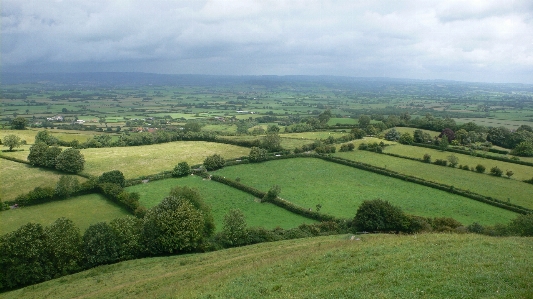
2 0 533 83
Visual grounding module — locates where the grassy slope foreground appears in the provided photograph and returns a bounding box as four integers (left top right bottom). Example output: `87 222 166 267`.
3 234 532 298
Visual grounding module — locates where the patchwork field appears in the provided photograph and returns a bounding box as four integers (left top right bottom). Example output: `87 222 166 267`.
4 233 532 299
126 176 316 231
80 141 250 179
0 159 86 200
383 143 533 181
335 150 533 210
214 158 517 225
0 194 129 235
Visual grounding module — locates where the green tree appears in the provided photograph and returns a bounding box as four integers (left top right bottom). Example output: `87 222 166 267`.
11 116 28 129
142 197 206 255
506 170 514 179
0 223 49 289
203 154 225 171
109 216 143 261
262 185 281 203
222 209 248 247
352 199 409 232
455 129 468 145
261 132 282 152
447 155 459 168
358 115 371 128
439 137 449 150
55 148 85 173
82 222 120 267
385 128 401 141
27 142 49 166
249 146 268 162
35 130 57 145
55 176 80 198
99 170 126 187
44 218 82 276
511 141 533 157
422 153 431 163
2 134 21 151
44 146 62 168
508 214 533 236
267 124 280 133
350 128 366 139
398 132 414 145
168 186 215 238
184 121 202 133
318 109 332 124
172 162 191 177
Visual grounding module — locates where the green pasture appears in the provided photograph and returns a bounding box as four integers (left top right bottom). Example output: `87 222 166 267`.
383 127 440 138
5 234 532 298
327 117 357 125
0 194 129 235
453 118 533 129
214 158 517 225
81 141 249 179
383 143 533 181
279 131 347 140
335 150 533 210
0 159 87 201
126 176 316 231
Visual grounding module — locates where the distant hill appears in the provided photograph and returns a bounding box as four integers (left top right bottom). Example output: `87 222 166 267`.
2 233 532 298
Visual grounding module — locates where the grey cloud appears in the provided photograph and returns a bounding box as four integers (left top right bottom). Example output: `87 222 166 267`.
2 0 532 83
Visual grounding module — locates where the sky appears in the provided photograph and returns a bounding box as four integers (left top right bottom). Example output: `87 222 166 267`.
2 0 533 83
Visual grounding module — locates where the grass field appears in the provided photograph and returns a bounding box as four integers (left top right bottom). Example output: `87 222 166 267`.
126 176 316 231
214 158 517 225
80 141 249 179
0 129 101 145
454 117 533 129
0 159 86 201
383 143 533 181
327 117 357 125
0 194 129 235
335 150 533 210
3 233 532 298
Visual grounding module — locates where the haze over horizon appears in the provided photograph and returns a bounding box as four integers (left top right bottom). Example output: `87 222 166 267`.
2 1 533 84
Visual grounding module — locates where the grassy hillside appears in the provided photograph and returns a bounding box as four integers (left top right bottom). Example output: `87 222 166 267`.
126 176 316 231
335 150 533 210
214 158 517 225
0 194 129 235
3 234 532 298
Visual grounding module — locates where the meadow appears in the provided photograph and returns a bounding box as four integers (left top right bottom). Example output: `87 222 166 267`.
214 158 517 225
80 141 249 179
3 233 532 299
0 159 86 201
335 150 533 210
126 176 316 231
383 143 533 181
0 194 129 235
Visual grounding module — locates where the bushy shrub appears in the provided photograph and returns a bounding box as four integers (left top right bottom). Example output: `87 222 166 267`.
248 147 268 162
352 199 409 232
431 217 463 232
434 159 448 166
203 154 225 171
508 213 533 236
490 166 503 176
475 164 486 173
55 175 80 198
422 153 431 163
172 162 191 177
339 143 355 152
99 170 126 187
